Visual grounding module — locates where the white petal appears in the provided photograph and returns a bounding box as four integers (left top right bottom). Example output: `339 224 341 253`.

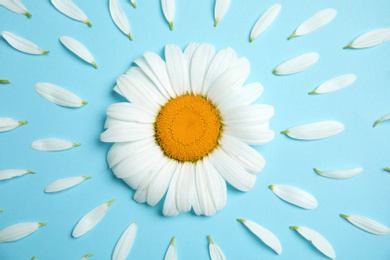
34 82 87 107
59 36 97 68
161 0 175 30
220 135 265 174
289 9 337 39
208 235 226 260
270 184 318 209
80 253 94 260
314 167 362 179
112 222 136 260
147 159 177 206
100 123 154 143
238 219 282 254
51 0 91 27
222 104 274 126
184 43 199 61
341 214 390 235
109 0 133 40
106 103 155 126
273 53 319 75
165 44 189 96
208 148 256 192
31 138 80 151
107 138 154 168
0 169 34 181
309 74 357 94
207 57 250 104
250 4 281 42
164 237 177 260
203 157 227 211
2 31 48 55
1 0 31 17
163 164 181 216
0 118 27 132
344 27 390 49
373 112 390 127
217 82 264 113
72 200 114 238
45 176 91 193
190 44 216 94
224 126 275 145
130 0 136 8
214 0 230 27
175 162 195 213
291 226 336 259
203 48 237 94
0 222 47 242
282 120 344 140
194 162 216 216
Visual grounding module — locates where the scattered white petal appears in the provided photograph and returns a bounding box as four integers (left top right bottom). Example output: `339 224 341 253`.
289 9 337 39
237 219 282 254
130 0 136 8
34 82 87 108
250 4 281 42
2 31 49 55
31 138 81 151
270 184 318 209
0 169 35 181
80 253 94 260
51 0 92 27
344 27 390 49
45 176 91 193
109 0 133 40
208 235 226 260
0 79 11 84
309 74 357 95
72 200 115 238
314 167 362 179
161 0 175 30
0 222 47 242
373 112 390 127
340 214 390 235
164 236 177 260
281 120 344 140
214 0 230 27
273 53 319 75
112 222 137 260
59 36 98 68
1 0 31 17
290 226 336 259
0 118 27 132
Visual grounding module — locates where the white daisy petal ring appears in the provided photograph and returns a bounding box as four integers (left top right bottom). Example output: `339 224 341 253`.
101 43 274 216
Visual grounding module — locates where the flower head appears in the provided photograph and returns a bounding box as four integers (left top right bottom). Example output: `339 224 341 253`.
101 43 274 216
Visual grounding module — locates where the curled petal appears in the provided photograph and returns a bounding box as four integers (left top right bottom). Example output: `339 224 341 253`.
72 200 115 238
290 226 336 259
270 184 318 209
344 27 390 49
273 53 319 75
0 118 27 132
289 9 337 39
340 214 390 235
250 4 281 42
281 120 344 140
51 0 92 26
2 31 49 55
60 36 97 68
373 112 390 127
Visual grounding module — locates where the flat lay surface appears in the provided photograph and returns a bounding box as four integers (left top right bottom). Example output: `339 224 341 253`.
1 0 390 259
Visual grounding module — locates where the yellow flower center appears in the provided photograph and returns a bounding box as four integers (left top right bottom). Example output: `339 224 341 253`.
154 95 222 162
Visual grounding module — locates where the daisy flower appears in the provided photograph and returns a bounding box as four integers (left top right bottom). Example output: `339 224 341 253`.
101 43 274 216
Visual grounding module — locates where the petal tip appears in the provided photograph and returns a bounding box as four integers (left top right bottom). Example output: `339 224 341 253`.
107 199 115 206
343 44 353 49
85 20 93 27
39 222 48 227
207 235 214 244
236 218 245 223
24 11 32 18
169 21 174 31
280 130 289 135
19 120 28 125
214 18 219 27
0 79 11 84
340 213 349 219
72 142 81 147
92 61 98 69
373 120 381 127
313 168 322 175
289 225 298 230
41 50 50 55
127 33 133 41
385 167 390 173
288 32 296 40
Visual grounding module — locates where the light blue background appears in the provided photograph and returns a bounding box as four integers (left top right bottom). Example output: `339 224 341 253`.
1 0 390 259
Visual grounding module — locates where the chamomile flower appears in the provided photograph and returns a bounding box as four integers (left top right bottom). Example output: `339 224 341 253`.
101 43 274 216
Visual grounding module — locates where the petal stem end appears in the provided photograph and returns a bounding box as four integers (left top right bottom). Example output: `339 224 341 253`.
385 167 390 173
290 226 298 230
207 235 214 244
170 236 176 245
373 120 381 127
288 32 296 40
280 130 289 135
107 199 115 206
169 21 174 31
24 11 32 18
39 222 48 227
214 18 219 27
236 218 245 223
340 214 349 219
85 20 93 27
343 44 353 49
0 79 11 84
